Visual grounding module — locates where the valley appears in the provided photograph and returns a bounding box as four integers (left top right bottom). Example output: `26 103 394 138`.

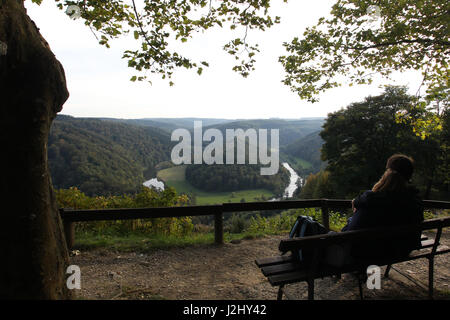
48 115 325 203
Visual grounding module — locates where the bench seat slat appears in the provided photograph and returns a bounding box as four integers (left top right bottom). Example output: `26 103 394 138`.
255 255 293 267
420 239 434 248
261 262 304 277
268 270 309 287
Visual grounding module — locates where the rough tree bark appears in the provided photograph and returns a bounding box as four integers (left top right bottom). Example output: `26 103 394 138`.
0 0 72 299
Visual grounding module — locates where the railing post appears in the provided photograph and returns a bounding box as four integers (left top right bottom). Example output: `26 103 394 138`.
214 210 224 245
60 209 75 251
321 200 330 231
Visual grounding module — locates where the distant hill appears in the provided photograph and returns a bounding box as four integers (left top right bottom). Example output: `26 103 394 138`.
97 117 235 133
91 117 325 145
282 130 325 174
48 115 172 196
202 118 324 147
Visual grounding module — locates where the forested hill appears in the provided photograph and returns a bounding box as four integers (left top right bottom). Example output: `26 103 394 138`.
282 130 325 174
48 115 172 196
99 117 236 133
202 118 324 147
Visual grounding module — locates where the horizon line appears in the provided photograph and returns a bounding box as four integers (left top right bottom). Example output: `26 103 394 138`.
57 114 327 121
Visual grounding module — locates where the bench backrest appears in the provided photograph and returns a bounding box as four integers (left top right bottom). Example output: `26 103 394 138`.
279 217 450 253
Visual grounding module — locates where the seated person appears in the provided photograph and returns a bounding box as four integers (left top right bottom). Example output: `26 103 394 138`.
341 154 424 260
325 154 424 266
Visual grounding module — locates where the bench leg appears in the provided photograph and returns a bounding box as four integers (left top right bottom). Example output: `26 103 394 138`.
307 280 314 300
384 265 392 278
358 276 364 300
277 285 284 300
428 257 434 300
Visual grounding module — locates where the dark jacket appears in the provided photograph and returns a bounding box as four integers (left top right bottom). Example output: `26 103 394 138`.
341 187 424 259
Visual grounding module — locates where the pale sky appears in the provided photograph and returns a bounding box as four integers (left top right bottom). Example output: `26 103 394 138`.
25 0 423 120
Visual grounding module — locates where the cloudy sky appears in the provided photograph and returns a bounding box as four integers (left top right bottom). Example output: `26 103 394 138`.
25 0 423 120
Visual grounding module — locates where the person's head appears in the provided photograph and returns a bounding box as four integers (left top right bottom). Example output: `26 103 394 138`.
372 154 414 193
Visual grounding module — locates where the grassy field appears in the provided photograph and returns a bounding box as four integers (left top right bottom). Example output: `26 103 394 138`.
157 165 276 205
73 230 272 252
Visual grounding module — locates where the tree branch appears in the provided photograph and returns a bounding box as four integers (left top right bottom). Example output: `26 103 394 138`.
349 38 450 51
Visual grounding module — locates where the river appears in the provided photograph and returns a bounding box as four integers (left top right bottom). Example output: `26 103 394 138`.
281 162 301 198
143 162 302 199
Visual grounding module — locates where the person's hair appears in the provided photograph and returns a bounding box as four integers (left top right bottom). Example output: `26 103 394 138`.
372 154 415 193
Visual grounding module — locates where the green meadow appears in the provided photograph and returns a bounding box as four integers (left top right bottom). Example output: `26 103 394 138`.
157 165 276 205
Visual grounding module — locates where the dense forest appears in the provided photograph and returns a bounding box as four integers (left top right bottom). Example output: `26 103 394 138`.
298 87 450 201
185 163 290 195
48 115 172 196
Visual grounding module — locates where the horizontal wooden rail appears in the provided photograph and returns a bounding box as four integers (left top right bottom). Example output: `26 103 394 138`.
59 199 450 250
60 205 222 222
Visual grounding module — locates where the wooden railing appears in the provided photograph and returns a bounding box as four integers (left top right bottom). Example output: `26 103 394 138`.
59 199 450 250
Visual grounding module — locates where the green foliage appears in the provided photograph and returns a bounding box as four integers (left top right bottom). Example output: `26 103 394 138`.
185 163 290 195
299 170 335 199
228 213 250 234
74 232 215 252
56 186 194 237
246 208 348 234
48 115 172 196
51 0 283 82
246 211 297 235
279 0 449 106
320 86 447 199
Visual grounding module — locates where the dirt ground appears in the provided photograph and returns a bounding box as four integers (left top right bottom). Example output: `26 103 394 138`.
70 231 450 300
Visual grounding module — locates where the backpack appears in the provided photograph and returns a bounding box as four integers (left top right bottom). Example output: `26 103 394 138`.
282 215 328 262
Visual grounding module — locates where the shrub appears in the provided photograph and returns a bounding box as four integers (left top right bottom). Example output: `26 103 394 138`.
56 186 194 237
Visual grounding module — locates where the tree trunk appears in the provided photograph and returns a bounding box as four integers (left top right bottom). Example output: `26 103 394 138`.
0 0 72 299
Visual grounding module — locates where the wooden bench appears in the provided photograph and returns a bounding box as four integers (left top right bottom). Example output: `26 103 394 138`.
255 217 450 300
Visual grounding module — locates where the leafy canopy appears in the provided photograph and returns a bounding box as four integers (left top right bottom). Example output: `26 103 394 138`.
279 0 449 104
320 86 447 199
31 0 285 83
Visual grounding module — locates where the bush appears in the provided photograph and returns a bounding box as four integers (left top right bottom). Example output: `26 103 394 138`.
56 186 194 237
228 213 249 234
246 208 348 234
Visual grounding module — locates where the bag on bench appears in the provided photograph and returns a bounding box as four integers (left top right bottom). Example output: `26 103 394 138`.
282 215 328 262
